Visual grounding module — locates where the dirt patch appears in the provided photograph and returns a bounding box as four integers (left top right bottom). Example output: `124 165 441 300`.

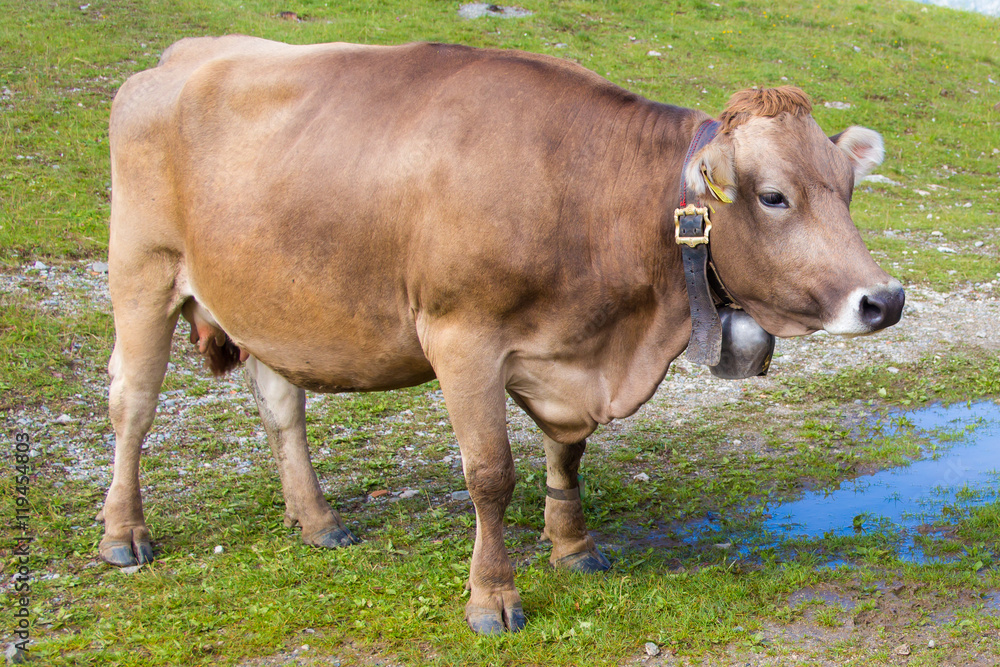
632 582 1000 666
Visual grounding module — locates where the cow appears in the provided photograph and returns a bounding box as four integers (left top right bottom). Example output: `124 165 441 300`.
101 36 904 634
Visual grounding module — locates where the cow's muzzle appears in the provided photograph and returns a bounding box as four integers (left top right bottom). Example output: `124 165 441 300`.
859 284 905 331
824 281 905 335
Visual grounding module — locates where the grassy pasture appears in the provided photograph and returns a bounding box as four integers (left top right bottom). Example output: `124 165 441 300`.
1 0 999 665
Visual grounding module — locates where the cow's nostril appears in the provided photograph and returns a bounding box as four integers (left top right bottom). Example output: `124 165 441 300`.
859 286 905 331
860 295 884 328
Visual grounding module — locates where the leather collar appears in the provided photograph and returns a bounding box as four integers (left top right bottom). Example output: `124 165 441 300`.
674 119 726 366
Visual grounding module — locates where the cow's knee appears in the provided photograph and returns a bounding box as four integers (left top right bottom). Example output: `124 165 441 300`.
466 457 516 517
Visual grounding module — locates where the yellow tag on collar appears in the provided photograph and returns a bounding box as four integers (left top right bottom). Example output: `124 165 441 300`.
703 169 733 204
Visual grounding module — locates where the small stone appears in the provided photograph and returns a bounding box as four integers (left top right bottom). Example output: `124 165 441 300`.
214 545 224 554
714 542 733 550
32 260 48 271
301 644 310 651
458 3 533 19
862 174 901 186
554 43 567 48
451 490 471 502
644 642 660 657
647 50 661 57
632 472 650 482
91 261 109 273
5 644 28 665
930 230 944 236
974 241 984 247
305 628 316 634
894 644 911 656
823 101 852 110
54 413 76 424
399 489 420 499
936 246 956 254
887 367 899 374
928 639 936 648
121 565 142 575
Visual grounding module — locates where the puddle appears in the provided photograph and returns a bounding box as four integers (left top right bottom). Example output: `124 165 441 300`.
656 401 1000 563
760 401 1000 561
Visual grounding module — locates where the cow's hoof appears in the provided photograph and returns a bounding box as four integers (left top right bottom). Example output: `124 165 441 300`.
466 604 526 634
100 539 154 567
307 526 361 548
554 548 611 573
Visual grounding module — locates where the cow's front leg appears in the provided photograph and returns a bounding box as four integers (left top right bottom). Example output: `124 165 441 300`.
430 343 524 634
541 435 610 573
244 356 359 548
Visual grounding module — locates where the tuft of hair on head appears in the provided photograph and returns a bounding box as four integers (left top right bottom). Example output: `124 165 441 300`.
718 86 813 133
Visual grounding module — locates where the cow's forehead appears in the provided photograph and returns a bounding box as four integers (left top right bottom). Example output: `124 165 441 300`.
730 113 853 186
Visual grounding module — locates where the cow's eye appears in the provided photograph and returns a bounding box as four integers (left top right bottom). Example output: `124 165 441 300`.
759 192 788 209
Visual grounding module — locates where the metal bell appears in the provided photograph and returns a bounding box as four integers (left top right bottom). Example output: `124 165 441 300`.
709 306 775 379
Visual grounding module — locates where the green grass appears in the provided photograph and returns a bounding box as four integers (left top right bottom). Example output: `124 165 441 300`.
0 284 113 407
2 0 999 665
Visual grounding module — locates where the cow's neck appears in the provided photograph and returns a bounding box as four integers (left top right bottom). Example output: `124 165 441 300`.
572 104 715 423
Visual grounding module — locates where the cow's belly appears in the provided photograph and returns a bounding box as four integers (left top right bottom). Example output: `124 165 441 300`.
182 259 435 393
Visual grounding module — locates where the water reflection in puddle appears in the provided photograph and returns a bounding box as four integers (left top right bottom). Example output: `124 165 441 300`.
764 401 999 561
671 401 1000 563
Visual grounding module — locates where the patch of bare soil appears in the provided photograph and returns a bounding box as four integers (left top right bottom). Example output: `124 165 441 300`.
632 582 1000 666
237 639 411 667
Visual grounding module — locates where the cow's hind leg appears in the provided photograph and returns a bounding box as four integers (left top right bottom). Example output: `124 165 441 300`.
244 356 359 548
541 435 610 573
100 263 179 566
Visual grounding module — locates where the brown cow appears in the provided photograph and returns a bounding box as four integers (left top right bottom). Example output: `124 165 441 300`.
102 36 904 634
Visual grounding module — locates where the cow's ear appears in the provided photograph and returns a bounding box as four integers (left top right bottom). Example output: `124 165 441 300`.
684 139 737 203
831 126 884 181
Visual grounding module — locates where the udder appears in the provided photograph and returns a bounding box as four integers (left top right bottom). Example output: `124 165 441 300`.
180 298 248 376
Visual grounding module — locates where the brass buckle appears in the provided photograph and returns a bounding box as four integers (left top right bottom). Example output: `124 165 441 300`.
674 204 712 247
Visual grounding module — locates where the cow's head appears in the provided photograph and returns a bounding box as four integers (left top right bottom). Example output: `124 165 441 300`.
684 86 904 337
